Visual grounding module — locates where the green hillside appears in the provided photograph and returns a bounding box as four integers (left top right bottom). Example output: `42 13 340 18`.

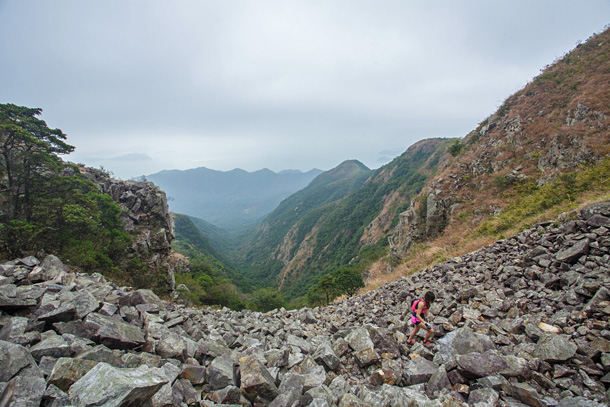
185 214 240 260
172 214 253 293
237 140 451 299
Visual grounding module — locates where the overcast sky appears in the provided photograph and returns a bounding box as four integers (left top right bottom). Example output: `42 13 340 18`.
1 1 608 179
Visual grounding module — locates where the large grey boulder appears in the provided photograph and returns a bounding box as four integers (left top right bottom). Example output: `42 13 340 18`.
150 363 182 407
0 341 41 382
71 290 101 319
84 313 146 350
353 347 381 367
69 362 168 406
0 316 29 343
38 303 78 324
286 333 313 354
435 327 495 364
0 287 38 311
555 238 589 263
2 375 47 407
76 344 125 368
118 288 163 307
41 255 69 280
403 356 439 385
208 354 236 390
239 354 280 402
29 333 72 360
313 342 341 371
534 334 577 362
345 327 380 367
48 357 99 391
302 365 327 392
426 365 452 397
456 352 509 379
155 331 187 361
364 324 401 358
500 355 531 380
345 327 374 351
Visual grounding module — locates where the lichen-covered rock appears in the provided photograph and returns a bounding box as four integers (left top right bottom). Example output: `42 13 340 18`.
48 357 99 391
403 356 439 385
208 354 236 390
68 362 168 406
239 354 279 402
534 334 578 362
456 352 509 379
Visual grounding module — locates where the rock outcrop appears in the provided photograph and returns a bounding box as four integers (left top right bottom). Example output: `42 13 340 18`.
79 167 178 290
1 201 610 406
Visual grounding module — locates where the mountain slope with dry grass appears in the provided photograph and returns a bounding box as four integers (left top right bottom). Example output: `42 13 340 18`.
366 27 610 292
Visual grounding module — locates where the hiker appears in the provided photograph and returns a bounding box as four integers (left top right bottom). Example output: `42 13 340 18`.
406 291 435 347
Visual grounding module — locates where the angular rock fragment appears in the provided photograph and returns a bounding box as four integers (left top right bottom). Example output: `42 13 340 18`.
208 354 236 390
69 362 168 406
84 313 146 350
2 375 47 407
48 357 99 391
0 340 39 382
535 334 577 362
209 385 242 405
239 354 280 402
29 334 72 361
456 352 509 379
403 356 439 385
313 342 341 371
555 239 589 263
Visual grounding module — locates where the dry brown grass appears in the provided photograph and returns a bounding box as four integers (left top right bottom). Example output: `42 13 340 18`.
362 190 610 296
362 220 496 294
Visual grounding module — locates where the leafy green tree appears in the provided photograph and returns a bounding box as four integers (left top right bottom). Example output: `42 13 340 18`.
206 283 246 310
306 286 326 307
313 273 338 305
0 104 73 220
249 287 286 312
333 266 364 297
448 139 464 157
0 103 131 272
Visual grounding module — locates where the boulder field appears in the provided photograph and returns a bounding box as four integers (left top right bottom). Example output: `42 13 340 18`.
1 202 610 406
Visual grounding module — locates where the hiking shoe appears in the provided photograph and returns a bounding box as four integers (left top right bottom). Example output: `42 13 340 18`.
423 341 434 348
406 340 415 345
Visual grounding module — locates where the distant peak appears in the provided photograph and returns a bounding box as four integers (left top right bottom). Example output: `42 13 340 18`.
336 159 370 171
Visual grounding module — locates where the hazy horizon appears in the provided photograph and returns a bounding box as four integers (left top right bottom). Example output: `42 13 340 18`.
1 1 609 179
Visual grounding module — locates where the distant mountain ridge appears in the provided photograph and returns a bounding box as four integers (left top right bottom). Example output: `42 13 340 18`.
235 146 449 298
147 166 323 232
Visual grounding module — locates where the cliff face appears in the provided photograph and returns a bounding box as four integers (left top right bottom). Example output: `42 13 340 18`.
79 167 178 289
389 28 610 260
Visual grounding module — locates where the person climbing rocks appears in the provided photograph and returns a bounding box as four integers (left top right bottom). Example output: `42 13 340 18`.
406 291 435 348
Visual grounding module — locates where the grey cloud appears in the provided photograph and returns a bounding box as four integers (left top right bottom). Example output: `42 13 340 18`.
1 1 609 179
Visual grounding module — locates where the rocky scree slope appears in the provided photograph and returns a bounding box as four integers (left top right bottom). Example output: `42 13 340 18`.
1 202 610 406
390 28 610 260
